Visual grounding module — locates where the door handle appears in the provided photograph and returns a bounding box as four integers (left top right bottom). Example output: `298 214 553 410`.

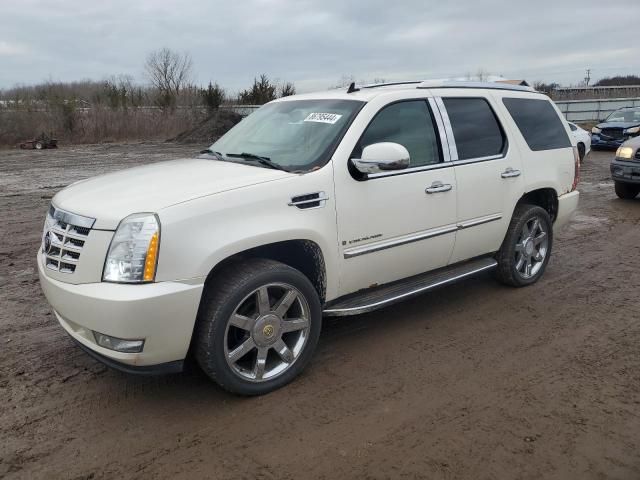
425 181 453 194
501 167 521 178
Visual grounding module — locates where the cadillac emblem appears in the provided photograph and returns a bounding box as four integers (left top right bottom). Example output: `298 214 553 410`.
262 324 275 338
43 231 52 254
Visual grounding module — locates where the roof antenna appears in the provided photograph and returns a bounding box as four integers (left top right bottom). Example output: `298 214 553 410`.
346 82 359 94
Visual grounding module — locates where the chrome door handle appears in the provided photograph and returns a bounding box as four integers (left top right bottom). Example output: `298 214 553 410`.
425 181 453 194
501 168 521 178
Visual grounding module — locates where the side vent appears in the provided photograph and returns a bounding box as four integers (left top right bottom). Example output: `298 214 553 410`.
288 192 329 210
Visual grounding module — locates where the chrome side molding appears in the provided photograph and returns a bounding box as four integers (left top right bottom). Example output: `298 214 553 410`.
343 214 502 259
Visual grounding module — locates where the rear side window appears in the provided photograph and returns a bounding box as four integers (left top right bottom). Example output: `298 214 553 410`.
356 100 441 167
502 97 571 151
442 97 506 160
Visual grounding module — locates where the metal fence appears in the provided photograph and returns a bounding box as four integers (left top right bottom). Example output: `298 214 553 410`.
555 97 640 123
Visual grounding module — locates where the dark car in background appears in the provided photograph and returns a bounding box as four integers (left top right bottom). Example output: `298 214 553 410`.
611 136 640 199
592 107 640 149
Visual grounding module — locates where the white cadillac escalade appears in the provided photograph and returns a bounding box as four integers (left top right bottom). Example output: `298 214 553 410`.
38 80 580 395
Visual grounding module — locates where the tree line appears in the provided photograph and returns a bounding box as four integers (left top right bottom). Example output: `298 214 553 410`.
0 48 296 113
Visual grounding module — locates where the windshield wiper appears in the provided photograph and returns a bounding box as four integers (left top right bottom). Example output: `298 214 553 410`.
199 148 227 162
226 152 290 172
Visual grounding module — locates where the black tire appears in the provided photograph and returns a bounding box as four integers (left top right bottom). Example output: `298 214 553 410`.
614 181 640 200
577 143 585 162
194 258 322 395
495 204 553 287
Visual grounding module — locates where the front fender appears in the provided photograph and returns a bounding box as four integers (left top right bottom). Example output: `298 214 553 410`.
155 168 340 300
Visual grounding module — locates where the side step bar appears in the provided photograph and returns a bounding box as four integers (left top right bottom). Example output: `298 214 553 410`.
323 257 497 317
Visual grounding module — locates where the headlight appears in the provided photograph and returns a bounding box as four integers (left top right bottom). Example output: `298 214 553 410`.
615 147 634 159
103 213 160 283
624 126 640 135
591 127 601 134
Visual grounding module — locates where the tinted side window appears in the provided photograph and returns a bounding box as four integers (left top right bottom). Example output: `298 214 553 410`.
442 97 506 160
357 100 441 167
502 97 571 151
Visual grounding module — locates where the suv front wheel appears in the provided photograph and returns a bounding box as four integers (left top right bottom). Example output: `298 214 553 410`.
195 258 322 395
495 204 553 287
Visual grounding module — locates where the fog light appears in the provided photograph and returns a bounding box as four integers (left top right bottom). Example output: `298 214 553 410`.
93 331 144 353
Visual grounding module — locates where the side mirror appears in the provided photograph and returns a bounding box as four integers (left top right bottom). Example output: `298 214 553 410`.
351 142 410 174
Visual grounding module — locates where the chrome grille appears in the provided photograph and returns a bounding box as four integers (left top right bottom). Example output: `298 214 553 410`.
42 205 95 274
601 128 624 140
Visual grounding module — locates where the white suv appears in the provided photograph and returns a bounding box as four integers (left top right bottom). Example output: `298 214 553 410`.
38 81 580 395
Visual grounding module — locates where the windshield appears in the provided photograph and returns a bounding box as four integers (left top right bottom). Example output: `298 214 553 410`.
209 99 364 171
606 107 640 123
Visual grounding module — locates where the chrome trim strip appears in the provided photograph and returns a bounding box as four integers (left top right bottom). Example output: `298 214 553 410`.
323 260 498 315
344 224 458 259
50 204 96 229
428 97 451 161
365 161 449 179
434 97 458 161
343 214 503 259
452 154 504 166
458 213 502 229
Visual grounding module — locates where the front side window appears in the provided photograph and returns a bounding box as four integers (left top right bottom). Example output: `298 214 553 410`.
502 97 571 151
210 99 364 172
442 97 506 160
355 100 442 168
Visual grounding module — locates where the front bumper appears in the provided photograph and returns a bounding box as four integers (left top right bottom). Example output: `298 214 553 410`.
611 159 640 184
591 134 631 149
555 190 580 231
38 251 204 370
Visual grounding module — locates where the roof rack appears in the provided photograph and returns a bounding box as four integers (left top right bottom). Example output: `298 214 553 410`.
347 80 422 93
416 80 536 92
360 81 423 89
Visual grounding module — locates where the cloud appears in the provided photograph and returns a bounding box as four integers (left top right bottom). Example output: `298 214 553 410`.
0 0 639 90
0 40 28 56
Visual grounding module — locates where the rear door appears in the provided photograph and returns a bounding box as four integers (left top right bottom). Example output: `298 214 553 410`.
434 92 525 263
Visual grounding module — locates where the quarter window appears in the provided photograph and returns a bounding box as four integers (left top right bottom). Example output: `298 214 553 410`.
502 97 571 151
442 97 506 160
356 100 442 167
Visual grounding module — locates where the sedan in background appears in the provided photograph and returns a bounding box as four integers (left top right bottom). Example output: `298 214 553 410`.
591 107 640 150
568 122 591 161
611 136 640 199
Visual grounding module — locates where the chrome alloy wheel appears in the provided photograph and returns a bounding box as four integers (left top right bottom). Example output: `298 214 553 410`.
224 283 311 382
514 216 549 279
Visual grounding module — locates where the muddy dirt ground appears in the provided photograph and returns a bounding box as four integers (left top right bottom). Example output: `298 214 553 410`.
1 144 639 479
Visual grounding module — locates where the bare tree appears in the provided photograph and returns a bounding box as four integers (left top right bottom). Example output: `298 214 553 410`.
145 48 193 110
279 81 296 97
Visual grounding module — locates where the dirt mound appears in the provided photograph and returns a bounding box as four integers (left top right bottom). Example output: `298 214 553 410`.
172 109 243 144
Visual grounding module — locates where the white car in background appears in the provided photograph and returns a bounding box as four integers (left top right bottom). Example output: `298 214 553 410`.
568 122 591 161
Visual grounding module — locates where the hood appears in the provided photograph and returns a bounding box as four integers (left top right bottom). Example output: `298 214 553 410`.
597 121 640 129
53 158 291 229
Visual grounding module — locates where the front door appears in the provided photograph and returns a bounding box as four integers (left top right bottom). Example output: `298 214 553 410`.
333 98 458 296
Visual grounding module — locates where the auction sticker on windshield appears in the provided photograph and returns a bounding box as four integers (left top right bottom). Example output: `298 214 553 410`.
304 112 343 124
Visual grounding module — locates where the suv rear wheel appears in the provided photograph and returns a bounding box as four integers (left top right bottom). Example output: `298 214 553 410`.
495 204 553 287
195 258 322 395
614 181 640 200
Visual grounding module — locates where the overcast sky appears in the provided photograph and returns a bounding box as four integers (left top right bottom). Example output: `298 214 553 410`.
1 0 639 92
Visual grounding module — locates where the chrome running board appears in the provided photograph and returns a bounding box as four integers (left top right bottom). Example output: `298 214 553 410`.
323 256 497 316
